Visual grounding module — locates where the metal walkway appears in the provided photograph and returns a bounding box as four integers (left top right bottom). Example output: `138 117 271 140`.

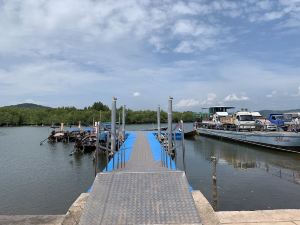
123 132 166 172
79 132 202 225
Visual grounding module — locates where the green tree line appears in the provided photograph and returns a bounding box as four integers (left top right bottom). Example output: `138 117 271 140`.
0 102 198 126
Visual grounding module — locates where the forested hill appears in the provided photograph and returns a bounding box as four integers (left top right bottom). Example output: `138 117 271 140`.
0 101 196 126
3 103 51 109
1 102 298 126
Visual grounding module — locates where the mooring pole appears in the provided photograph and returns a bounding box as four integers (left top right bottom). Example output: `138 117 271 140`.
157 105 161 140
168 97 173 168
122 105 126 141
95 121 100 176
105 134 109 172
181 120 186 173
211 156 218 211
168 97 173 153
111 97 117 169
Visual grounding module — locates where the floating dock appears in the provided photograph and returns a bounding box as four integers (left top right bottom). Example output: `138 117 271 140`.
79 131 202 225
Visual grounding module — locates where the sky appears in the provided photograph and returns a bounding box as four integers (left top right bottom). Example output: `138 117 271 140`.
0 0 300 112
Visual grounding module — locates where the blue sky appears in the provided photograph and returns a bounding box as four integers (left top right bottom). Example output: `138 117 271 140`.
0 0 300 111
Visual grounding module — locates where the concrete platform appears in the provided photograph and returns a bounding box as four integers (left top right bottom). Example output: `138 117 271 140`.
0 215 64 225
216 210 300 225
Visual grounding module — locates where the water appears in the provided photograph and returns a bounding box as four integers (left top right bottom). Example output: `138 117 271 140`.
0 125 300 214
0 127 96 215
176 136 300 211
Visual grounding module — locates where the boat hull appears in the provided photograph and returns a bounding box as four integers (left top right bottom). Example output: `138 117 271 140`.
196 128 300 151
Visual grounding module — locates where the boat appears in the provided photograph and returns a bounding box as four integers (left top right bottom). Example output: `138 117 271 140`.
196 107 300 152
184 130 197 138
197 128 300 150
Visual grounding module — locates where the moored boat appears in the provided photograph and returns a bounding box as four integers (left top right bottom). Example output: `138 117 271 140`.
196 107 300 152
196 128 300 151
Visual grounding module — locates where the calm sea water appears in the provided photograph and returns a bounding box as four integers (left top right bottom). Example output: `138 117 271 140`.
0 125 300 214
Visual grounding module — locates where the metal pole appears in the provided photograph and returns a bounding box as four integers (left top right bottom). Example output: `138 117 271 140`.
122 105 126 141
157 105 161 139
181 120 186 173
168 97 173 154
111 97 117 153
105 134 109 172
111 97 117 170
95 121 100 176
118 111 121 130
120 144 123 168
168 97 173 169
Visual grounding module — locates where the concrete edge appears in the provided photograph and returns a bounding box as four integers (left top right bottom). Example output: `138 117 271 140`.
192 190 221 225
61 193 89 225
0 215 65 225
216 209 300 224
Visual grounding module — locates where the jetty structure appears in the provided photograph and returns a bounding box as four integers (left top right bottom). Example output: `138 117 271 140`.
2 98 300 225
79 96 202 225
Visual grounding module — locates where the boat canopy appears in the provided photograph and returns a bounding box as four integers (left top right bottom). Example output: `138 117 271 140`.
207 106 234 114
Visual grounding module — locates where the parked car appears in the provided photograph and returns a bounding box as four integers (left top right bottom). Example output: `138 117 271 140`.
255 119 277 131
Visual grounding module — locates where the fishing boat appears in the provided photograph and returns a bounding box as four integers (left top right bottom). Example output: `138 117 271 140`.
184 130 197 138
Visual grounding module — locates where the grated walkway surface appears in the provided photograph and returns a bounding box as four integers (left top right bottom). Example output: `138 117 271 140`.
79 132 202 225
123 131 165 172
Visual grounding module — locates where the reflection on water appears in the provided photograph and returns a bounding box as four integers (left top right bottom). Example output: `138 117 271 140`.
176 135 300 211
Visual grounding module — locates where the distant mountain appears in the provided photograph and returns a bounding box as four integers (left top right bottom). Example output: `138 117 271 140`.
2 103 51 109
259 109 300 117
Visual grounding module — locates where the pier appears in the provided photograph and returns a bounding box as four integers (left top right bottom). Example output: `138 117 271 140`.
79 131 202 225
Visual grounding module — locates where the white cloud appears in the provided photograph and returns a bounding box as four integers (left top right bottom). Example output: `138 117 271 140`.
224 94 249 102
133 92 140 97
0 60 109 96
0 0 300 110
175 98 199 108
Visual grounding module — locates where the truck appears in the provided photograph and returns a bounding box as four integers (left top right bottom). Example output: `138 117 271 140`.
221 111 256 131
268 114 286 130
